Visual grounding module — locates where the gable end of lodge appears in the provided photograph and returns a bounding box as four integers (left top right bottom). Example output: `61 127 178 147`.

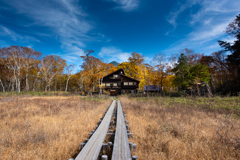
101 68 140 96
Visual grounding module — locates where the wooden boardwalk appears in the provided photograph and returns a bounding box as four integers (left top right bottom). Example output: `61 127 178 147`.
112 100 132 160
71 100 138 160
75 100 116 160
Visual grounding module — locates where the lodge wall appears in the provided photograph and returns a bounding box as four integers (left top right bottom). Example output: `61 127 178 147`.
101 69 139 96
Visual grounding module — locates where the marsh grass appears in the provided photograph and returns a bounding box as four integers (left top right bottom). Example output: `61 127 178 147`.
121 96 240 160
0 96 111 159
0 91 77 97
1 95 240 159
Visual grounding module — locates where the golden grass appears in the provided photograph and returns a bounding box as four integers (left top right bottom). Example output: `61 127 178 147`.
121 96 240 160
0 96 111 160
1 95 240 160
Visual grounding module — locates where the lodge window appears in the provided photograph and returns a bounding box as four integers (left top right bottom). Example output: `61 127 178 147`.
123 82 137 86
106 83 110 86
113 83 117 86
113 75 118 78
102 83 105 86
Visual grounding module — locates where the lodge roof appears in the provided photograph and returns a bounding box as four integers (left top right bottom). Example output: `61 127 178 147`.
102 68 125 79
120 74 140 82
102 68 140 82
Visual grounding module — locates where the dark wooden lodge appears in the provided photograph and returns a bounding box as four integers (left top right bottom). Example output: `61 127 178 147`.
101 69 140 96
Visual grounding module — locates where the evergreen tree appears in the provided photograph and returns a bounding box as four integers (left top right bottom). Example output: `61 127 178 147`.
218 14 240 92
172 53 192 90
173 53 210 91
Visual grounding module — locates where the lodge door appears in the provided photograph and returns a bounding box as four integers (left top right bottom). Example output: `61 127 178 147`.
110 90 118 96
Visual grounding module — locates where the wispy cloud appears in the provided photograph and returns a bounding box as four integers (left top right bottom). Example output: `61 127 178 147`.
106 0 140 12
166 0 240 32
98 46 132 63
189 22 230 42
1 0 115 65
0 25 40 43
60 46 85 65
164 0 240 54
1 0 99 58
165 0 198 34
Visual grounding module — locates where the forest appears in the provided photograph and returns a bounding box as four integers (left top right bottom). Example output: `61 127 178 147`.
0 14 239 96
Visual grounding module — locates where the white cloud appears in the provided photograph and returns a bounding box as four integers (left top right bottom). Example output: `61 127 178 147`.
1 0 97 55
165 0 199 32
164 0 240 55
190 0 240 25
98 46 132 62
166 0 240 31
27 45 33 48
59 46 85 65
0 25 40 43
107 0 140 12
189 22 229 42
222 36 237 44
62 55 80 63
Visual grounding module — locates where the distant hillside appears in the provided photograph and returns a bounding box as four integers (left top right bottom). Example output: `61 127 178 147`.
109 61 119 67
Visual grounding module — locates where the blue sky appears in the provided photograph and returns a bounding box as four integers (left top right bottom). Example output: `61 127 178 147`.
0 0 240 66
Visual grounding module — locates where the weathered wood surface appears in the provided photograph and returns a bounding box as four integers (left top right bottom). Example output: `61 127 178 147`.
112 100 131 160
75 100 116 160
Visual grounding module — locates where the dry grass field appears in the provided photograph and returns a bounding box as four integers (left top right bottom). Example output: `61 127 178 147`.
121 96 240 160
0 95 111 160
0 95 240 160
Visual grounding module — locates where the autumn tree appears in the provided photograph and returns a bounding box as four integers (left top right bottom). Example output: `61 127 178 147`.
75 71 86 93
117 62 132 76
40 55 66 92
128 52 144 79
65 64 75 92
80 50 116 92
141 63 153 93
21 47 42 92
0 46 26 92
0 61 8 92
31 59 41 91
98 62 116 94
81 56 102 92
152 53 168 92
180 48 204 65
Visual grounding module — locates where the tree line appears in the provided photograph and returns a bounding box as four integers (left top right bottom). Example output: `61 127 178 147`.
0 14 239 95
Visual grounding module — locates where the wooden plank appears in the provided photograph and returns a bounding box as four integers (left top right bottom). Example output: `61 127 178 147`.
112 100 131 160
75 100 116 160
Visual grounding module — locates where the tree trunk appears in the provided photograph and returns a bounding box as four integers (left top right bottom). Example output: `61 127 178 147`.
11 81 14 92
33 78 36 91
65 77 70 92
45 83 48 92
209 75 215 94
8 81 11 92
26 73 29 92
15 78 18 92
0 79 5 92
197 84 200 96
55 78 56 92
49 82 51 92
17 78 21 93
15 68 21 93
